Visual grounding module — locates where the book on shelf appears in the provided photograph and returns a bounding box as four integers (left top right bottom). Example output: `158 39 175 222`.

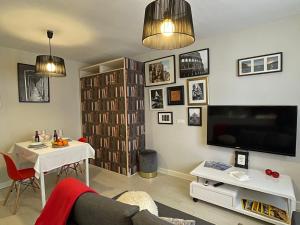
241 199 289 223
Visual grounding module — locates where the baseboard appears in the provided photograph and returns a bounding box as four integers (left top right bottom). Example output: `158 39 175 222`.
0 180 11 190
297 201 300 211
158 167 196 181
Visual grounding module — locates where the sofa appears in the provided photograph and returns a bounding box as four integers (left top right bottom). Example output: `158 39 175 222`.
67 193 213 225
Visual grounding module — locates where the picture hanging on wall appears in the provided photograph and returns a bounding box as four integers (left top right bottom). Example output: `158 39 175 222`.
17 63 50 103
187 77 208 105
238 52 282 76
149 88 165 110
158 112 173 124
188 107 202 126
179 48 209 78
144 55 176 87
167 85 184 105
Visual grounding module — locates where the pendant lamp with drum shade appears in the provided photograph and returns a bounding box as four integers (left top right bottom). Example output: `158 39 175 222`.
35 30 66 77
142 0 195 50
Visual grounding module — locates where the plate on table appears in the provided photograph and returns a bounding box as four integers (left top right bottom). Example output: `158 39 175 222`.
52 144 69 148
62 137 72 142
28 142 43 147
28 142 47 149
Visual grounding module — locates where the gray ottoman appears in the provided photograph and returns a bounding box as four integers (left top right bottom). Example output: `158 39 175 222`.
139 149 158 178
292 211 300 225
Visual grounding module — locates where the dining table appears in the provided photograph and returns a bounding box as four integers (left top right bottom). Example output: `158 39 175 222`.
10 140 95 208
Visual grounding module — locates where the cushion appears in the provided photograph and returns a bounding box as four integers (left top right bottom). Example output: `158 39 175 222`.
117 191 158 216
71 193 139 225
132 210 173 225
160 217 196 225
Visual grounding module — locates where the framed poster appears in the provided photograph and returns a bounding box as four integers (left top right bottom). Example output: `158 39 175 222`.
238 52 282 76
149 88 165 110
179 48 209 78
188 107 202 126
187 77 208 105
17 63 50 103
144 55 176 87
158 112 173 124
167 85 184 105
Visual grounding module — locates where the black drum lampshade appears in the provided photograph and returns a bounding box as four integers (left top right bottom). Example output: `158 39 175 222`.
142 0 195 50
35 30 66 77
36 55 66 77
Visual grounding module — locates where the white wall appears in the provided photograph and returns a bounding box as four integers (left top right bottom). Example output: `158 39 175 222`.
0 46 84 184
134 15 300 202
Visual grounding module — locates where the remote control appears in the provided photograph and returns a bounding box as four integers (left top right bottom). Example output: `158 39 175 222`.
213 182 224 187
203 180 209 186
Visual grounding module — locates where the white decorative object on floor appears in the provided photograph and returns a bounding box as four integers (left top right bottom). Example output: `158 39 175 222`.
117 191 158 216
10 140 95 208
190 161 296 225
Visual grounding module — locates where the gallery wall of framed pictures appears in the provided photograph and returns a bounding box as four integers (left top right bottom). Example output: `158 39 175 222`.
145 48 283 126
145 49 210 126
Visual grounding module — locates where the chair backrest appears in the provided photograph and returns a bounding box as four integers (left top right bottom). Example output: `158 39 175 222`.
0 153 20 180
78 137 87 143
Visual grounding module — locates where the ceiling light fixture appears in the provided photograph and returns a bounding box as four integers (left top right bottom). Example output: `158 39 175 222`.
35 30 66 77
142 0 195 50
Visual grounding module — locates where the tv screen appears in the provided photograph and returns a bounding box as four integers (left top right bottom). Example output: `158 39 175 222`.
207 106 297 156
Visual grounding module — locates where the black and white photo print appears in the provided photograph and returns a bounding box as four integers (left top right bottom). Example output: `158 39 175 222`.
149 88 164 110
18 63 50 103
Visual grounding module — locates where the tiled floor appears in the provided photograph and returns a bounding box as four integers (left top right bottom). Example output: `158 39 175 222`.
0 165 269 225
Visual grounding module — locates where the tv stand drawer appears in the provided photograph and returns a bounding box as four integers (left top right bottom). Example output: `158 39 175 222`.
190 181 238 208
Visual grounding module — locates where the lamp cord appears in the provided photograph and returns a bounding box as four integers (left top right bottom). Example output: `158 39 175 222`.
48 38 52 56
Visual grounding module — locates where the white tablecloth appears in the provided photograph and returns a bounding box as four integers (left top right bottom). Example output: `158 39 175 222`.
10 140 95 178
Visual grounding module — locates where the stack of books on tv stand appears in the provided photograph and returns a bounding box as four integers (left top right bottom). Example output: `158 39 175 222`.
190 161 296 225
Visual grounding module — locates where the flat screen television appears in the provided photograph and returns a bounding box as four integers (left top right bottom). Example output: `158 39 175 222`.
207 106 297 156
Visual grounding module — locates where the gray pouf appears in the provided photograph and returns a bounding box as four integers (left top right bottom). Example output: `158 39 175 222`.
139 149 158 178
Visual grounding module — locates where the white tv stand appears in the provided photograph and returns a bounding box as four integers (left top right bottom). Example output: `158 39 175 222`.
190 161 296 225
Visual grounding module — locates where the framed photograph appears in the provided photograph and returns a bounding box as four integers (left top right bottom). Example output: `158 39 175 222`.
144 55 176 87
187 77 208 105
149 88 165 110
234 151 249 169
188 107 202 126
17 63 50 103
238 52 282 76
158 112 173 125
179 48 209 78
167 85 184 105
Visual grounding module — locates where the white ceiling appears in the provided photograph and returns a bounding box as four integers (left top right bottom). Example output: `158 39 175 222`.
0 0 300 64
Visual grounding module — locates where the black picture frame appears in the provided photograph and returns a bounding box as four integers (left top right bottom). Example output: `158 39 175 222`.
17 63 50 103
167 85 184 105
238 52 283 76
144 55 176 87
158 112 173 125
149 88 165 110
234 151 249 169
179 48 209 78
188 107 202 126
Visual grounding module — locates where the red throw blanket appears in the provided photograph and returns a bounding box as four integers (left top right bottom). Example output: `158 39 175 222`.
35 178 97 225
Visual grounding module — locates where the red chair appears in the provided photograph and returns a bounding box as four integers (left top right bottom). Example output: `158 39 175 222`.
56 138 87 183
1 152 39 214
